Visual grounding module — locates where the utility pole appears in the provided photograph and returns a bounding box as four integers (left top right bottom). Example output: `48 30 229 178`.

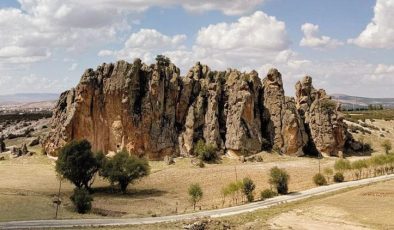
55 178 62 219
234 165 238 181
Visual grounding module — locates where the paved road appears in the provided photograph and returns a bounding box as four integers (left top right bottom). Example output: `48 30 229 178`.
1 174 394 229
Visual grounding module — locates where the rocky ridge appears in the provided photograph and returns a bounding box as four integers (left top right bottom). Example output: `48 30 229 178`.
43 59 359 159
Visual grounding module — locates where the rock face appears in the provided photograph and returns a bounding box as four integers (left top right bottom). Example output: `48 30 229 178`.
295 76 349 156
43 59 357 159
263 69 308 156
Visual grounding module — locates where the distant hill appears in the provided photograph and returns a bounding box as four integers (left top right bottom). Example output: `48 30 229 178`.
0 93 59 105
331 94 394 109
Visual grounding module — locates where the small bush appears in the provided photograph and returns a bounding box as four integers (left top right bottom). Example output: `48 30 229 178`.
242 177 256 202
333 172 345 183
313 173 327 186
188 183 203 210
320 99 337 110
198 160 205 168
194 140 218 163
269 167 290 194
260 189 277 200
70 188 93 214
381 140 392 154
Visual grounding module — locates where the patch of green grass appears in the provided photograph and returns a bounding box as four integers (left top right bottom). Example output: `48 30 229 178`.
344 109 394 122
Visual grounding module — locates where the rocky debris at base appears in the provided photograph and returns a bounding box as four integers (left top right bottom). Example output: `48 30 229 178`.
164 155 175 165
28 137 40 147
43 59 362 159
183 218 232 230
10 143 33 157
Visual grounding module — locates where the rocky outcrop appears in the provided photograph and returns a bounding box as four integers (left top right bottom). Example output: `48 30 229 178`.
43 59 357 159
295 76 350 157
263 69 308 156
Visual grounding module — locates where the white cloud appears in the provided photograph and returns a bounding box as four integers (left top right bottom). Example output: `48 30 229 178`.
100 29 188 64
266 60 394 98
0 73 66 94
374 64 394 74
191 11 291 71
68 63 78 71
98 50 114 57
71 0 265 16
100 11 293 73
125 29 186 49
300 23 343 49
349 0 394 48
196 11 289 51
0 1 125 64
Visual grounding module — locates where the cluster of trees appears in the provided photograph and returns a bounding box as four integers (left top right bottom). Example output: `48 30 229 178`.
56 140 150 213
219 177 256 206
342 104 384 111
368 104 384 111
191 167 289 209
313 152 394 187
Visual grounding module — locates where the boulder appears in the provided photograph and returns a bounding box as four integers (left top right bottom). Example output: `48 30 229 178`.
164 155 175 165
28 137 40 147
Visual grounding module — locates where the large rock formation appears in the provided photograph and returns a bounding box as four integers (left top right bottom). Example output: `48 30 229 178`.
43 59 356 159
263 69 308 156
295 76 348 156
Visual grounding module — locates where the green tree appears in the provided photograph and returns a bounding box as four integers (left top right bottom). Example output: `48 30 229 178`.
100 150 150 193
381 140 392 154
242 177 256 202
269 167 290 194
188 183 203 210
194 140 218 163
70 187 93 214
55 140 100 189
223 181 243 204
155 54 171 66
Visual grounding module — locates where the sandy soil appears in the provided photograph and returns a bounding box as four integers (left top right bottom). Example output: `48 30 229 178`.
268 205 370 230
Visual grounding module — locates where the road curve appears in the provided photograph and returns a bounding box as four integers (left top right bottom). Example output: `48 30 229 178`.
1 174 394 229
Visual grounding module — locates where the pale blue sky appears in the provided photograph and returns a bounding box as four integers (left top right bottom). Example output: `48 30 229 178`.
0 0 393 97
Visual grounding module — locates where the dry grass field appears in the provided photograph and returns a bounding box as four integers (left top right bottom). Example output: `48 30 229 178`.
0 145 379 222
64 180 394 229
0 118 393 225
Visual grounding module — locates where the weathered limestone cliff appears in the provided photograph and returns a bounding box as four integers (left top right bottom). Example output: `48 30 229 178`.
43 59 357 159
295 76 348 157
